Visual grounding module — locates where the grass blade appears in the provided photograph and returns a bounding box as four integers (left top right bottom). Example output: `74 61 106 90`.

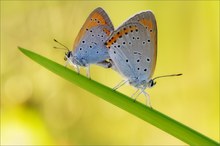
18 47 219 145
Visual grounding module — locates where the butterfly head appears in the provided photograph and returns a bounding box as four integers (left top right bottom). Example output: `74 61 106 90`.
64 51 72 61
147 79 157 88
53 39 81 66
64 50 75 66
64 51 87 67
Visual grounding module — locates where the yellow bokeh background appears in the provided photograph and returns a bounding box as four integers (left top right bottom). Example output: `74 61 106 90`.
1 1 219 145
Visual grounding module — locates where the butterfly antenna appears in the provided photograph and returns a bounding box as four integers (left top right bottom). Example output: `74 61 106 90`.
152 73 182 81
53 39 69 51
53 46 67 50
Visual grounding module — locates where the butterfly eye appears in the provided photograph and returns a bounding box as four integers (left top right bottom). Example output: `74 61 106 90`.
64 57 67 61
66 51 71 58
150 81 154 87
149 80 156 87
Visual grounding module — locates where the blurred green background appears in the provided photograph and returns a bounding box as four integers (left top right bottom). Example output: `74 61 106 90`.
1 1 219 145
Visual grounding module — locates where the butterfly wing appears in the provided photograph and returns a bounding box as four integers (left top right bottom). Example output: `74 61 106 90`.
107 11 157 79
123 11 157 78
72 7 114 65
106 21 156 85
73 7 114 49
123 10 156 31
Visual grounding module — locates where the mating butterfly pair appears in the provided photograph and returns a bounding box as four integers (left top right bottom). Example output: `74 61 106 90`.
55 7 181 107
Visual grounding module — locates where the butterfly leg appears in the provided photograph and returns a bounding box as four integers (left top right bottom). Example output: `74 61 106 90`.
75 65 80 74
64 61 68 67
86 65 91 79
131 89 140 101
134 89 143 101
66 58 80 74
142 91 152 108
113 80 128 90
133 90 152 108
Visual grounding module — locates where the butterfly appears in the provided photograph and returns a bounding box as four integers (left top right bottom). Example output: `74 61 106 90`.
55 7 114 78
105 11 181 107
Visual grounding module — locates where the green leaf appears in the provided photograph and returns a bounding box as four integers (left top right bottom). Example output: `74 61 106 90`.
18 47 219 145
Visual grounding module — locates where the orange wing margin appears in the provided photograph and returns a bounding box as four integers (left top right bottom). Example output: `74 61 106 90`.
73 7 113 49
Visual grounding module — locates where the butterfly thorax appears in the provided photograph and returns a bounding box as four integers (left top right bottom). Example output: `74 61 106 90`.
65 51 87 67
129 77 156 89
128 76 147 89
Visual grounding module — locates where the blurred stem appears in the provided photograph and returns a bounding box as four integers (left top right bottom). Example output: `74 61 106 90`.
18 47 219 146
